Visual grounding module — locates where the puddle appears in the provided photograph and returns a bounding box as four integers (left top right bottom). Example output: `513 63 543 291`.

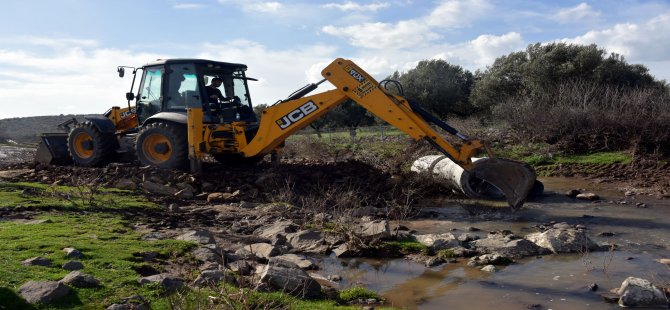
319 177 670 309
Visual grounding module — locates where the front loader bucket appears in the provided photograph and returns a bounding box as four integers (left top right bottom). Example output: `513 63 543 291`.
35 133 72 165
469 158 536 210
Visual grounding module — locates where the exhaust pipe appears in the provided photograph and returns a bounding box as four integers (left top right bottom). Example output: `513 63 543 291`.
411 155 542 210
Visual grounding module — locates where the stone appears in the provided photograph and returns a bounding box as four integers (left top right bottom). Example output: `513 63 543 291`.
587 283 599 292
457 233 479 243
471 234 545 258
107 295 150 310
25 219 53 225
176 182 197 193
656 258 670 266
192 247 223 263
141 181 178 196
275 254 317 270
174 188 194 199
201 181 216 192
333 244 352 258
565 189 581 197
616 277 668 308
246 243 280 259
193 270 236 286
168 204 181 212
576 193 600 200
255 220 298 239
286 229 329 254
259 258 322 298
228 260 254 276
18 281 70 304
63 247 83 258
480 265 497 273
175 230 215 244
62 260 84 271
357 220 390 240
425 257 445 267
114 178 137 190
597 232 616 237
138 273 184 292
207 190 240 203
21 256 52 266
414 233 461 250
60 271 100 288
467 254 514 267
526 228 599 253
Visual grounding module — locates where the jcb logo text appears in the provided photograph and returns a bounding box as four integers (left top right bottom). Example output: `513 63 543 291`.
276 101 319 130
344 65 365 83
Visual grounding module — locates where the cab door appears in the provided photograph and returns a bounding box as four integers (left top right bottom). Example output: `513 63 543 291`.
136 66 164 123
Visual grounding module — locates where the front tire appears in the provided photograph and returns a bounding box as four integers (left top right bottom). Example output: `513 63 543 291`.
67 121 115 167
136 122 187 169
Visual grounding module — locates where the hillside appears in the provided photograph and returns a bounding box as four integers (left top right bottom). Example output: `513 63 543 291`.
0 115 92 144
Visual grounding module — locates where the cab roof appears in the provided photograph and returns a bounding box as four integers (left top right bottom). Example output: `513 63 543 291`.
142 58 247 70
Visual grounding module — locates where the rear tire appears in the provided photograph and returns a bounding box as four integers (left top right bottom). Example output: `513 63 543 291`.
67 121 115 167
136 122 187 169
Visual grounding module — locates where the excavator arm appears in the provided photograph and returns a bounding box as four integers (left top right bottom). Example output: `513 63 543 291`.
241 58 536 209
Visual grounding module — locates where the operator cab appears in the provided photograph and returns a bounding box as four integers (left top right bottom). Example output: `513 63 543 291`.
132 59 257 124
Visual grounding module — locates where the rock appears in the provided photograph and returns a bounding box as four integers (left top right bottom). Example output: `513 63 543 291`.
18 281 70 304
457 233 479 243
207 190 240 203
25 219 53 225
616 277 668 308
526 228 599 253
193 270 236 286
587 283 598 292
576 193 599 200
21 256 52 266
176 182 196 193
138 273 184 292
174 188 194 199
62 260 84 271
228 260 254 276
259 258 321 298
656 258 670 266
357 220 390 240
600 292 620 303
448 246 477 258
176 230 215 244
597 232 616 237
168 204 181 212
107 295 150 310
425 256 445 267
624 190 635 196
471 234 545 258
246 243 281 259
565 189 581 197
480 265 497 273
60 271 100 288
328 274 341 282
275 254 317 270
467 254 514 267
286 229 329 254
333 244 352 258
192 247 223 263
141 181 178 196
466 226 481 232
114 178 137 190
414 233 460 250
201 181 216 192
140 232 164 241
63 247 83 258
255 220 298 239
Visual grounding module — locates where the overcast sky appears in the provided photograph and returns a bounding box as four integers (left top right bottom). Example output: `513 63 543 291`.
1 0 669 119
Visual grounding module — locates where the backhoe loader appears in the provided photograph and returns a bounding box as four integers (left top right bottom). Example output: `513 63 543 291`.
35 58 536 209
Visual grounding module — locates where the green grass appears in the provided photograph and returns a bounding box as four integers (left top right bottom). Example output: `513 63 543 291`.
0 182 156 210
378 238 428 256
0 213 195 309
492 143 632 167
338 287 381 302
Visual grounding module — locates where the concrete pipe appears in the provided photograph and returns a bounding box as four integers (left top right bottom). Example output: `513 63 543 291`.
411 155 543 204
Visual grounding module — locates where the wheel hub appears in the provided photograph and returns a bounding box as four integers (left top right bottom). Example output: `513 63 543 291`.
154 142 169 155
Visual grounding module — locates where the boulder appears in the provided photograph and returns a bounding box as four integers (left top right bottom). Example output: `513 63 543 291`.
357 220 390 240
193 270 236 287
616 277 668 308
62 260 84 271
21 256 52 266
254 220 298 239
176 230 215 244
467 254 514 267
414 233 461 250
141 181 178 196
18 281 70 304
207 191 240 203
138 273 184 291
480 265 497 273
275 254 317 270
60 271 100 288
332 244 353 258
286 229 329 254
471 233 545 258
246 243 281 259
259 258 322 298
192 247 223 263
63 247 83 259
526 228 599 253
228 260 254 276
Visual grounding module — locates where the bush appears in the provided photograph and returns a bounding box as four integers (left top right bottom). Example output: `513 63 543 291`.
493 80 670 155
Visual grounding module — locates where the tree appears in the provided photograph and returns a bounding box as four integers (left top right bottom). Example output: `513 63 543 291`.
471 42 665 112
390 59 475 118
253 103 268 120
328 99 375 139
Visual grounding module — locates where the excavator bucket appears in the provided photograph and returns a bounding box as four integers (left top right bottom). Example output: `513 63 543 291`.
35 133 72 165
469 158 536 210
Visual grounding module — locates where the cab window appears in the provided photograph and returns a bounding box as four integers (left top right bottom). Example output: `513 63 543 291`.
166 64 200 110
137 67 163 122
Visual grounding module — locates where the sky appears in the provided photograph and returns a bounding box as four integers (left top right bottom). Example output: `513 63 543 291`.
1 0 669 119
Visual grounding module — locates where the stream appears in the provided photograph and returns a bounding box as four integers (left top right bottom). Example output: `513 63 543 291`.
319 177 670 309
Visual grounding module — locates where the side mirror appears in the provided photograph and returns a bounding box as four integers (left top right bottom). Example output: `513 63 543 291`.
125 92 135 101
117 67 125 78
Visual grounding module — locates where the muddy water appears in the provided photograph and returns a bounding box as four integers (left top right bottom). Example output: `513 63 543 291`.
320 177 670 309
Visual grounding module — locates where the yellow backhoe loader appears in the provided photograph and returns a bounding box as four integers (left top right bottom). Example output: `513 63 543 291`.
35 58 536 209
